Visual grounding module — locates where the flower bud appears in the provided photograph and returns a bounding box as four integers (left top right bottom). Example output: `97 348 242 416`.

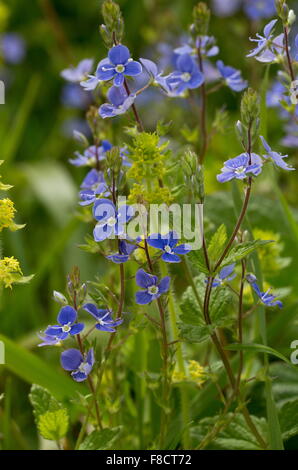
240 88 260 127
101 0 124 46
53 290 68 305
288 9 296 26
191 2 210 38
275 0 289 24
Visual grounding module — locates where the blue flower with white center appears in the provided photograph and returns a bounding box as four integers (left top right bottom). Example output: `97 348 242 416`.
106 240 137 264
174 36 219 58
38 333 62 347
210 264 236 287
135 269 170 305
61 59 94 83
246 274 283 309
139 58 177 97
69 140 112 167
243 0 276 20
147 231 191 263
99 86 137 119
79 169 110 206
166 54 204 95
216 61 247 92
0 33 26 64
61 348 95 382
96 45 142 87
44 306 84 340
83 304 123 332
217 153 263 183
93 199 134 242
260 136 295 171
247 20 284 63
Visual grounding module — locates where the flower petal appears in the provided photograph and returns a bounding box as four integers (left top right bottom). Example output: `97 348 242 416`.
61 348 83 371
83 303 99 320
57 306 77 326
70 323 85 335
135 290 153 304
108 44 130 65
125 60 142 76
135 269 157 288
158 276 170 293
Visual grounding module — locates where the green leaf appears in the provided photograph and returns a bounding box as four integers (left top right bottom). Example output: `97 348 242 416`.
270 363 298 407
178 323 212 343
37 409 69 441
225 343 291 364
220 239 273 268
191 413 267 450
188 250 209 274
279 399 298 440
208 224 227 263
79 427 121 450
29 384 61 417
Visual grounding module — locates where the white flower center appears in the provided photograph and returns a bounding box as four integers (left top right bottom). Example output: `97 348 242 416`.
116 64 125 73
235 166 246 175
148 285 159 295
62 324 71 333
164 245 172 254
107 216 117 226
181 72 191 82
78 362 87 373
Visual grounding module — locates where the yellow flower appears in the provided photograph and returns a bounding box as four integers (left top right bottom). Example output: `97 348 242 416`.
0 256 22 288
188 360 206 386
0 198 16 231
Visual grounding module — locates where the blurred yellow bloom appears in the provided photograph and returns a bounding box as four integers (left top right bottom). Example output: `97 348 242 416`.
0 256 22 288
0 198 16 231
172 360 207 387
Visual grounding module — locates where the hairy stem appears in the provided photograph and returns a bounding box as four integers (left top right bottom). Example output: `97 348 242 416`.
284 26 295 82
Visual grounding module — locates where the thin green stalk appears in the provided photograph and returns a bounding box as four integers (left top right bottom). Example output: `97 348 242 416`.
160 261 191 449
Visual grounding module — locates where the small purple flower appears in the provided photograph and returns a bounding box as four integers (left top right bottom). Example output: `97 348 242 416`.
61 83 91 109
106 240 137 264
83 304 123 332
243 0 276 20
139 58 177 96
246 274 283 308
79 169 110 206
99 86 136 118
93 199 134 242
61 59 94 83
174 36 219 58
216 60 247 92
247 20 284 63
211 264 236 287
135 269 170 305
96 45 142 87
80 75 100 91
166 54 204 95
147 231 191 263
70 140 112 167
61 348 95 382
260 136 295 171
266 81 286 108
0 33 26 64
217 153 263 183
212 0 241 17
44 306 84 340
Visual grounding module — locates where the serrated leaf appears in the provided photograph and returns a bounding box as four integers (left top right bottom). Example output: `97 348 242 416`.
191 413 267 450
79 427 121 450
38 409 69 441
188 250 209 274
220 239 272 269
208 224 227 263
178 323 213 343
29 384 61 418
279 399 298 440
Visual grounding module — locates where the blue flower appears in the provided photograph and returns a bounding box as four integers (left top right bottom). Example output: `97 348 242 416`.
99 86 137 118
139 58 177 97
174 36 219 58
61 83 91 109
247 20 284 63
246 274 283 308
166 54 204 95
260 136 295 171
79 169 110 206
93 199 134 242
106 240 137 264
243 0 276 20
83 304 123 332
69 140 112 166
44 306 84 340
266 81 286 108
61 348 95 382
0 33 26 64
210 264 236 287
96 45 142 87
135 269 170 305
80 75 100 91
217 153 263 183
38 333 62 347
212 0 241 17
216 60 247 92
147 231 191 263
61 59 94 83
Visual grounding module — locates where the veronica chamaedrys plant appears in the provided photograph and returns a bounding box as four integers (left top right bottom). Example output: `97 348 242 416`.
35 0 297 452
